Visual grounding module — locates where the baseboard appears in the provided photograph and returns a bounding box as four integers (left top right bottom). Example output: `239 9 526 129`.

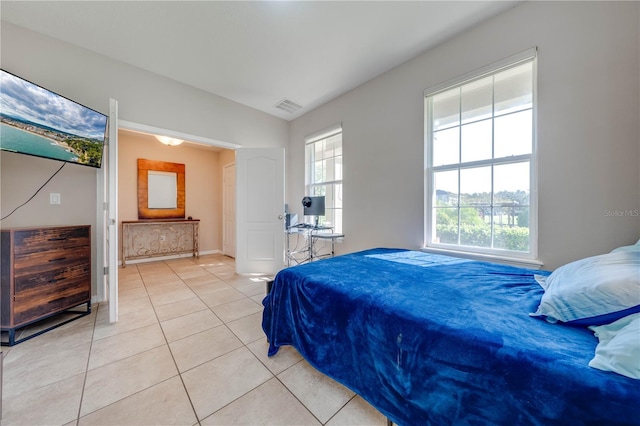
116 249 223 266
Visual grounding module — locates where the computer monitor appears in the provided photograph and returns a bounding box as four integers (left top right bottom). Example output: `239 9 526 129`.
302 196 325 227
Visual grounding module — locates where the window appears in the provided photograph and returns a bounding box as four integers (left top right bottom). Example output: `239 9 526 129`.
424 50 537 258
305 124 343 233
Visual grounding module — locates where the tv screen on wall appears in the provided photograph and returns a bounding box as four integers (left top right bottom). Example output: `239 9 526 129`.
0 69 108 168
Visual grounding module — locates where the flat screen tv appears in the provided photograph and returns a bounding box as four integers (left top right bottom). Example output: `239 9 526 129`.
0 69 108 168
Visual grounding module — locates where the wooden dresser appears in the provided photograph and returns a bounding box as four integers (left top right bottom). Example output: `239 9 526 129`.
1 225 92 346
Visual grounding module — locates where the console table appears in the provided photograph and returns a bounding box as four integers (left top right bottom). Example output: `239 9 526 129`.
121 219 199 267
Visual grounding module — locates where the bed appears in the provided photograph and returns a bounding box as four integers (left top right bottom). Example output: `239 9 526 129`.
262 248 640 425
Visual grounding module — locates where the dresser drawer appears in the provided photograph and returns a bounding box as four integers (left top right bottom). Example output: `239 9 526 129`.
13 246 90 276
12 226 90 256
13 277 90 326
14 262 91 297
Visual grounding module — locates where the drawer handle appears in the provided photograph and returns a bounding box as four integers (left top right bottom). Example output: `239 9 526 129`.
49 257 67 262
48 278 65 283
48 237 66 241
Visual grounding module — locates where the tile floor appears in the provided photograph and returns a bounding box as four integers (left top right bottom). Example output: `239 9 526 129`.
1 253 387 425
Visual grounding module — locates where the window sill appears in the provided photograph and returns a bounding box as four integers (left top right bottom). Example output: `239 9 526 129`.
420 247 544 270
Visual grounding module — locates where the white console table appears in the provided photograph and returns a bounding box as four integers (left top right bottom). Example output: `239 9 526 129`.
121 219 199 267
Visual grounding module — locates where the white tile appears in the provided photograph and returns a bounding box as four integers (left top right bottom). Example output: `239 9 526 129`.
148 285 197 307
210 297 262 323
154 296 208 322
174 268 214 280
278 360 355 424
117 286 149 302
201 378 320 426
80 345 178 416
226 311 265 344
235 281 268 297
182 272 222 285
93 305 158 340
186 279 230 297
246 338 304 375
160 308 222 342
114 294 154 316
199 286 246 307
251 293 266 304
326 395 388 426
1 373 85 426
3 338 91 399
181 346 273 420
144 280 187 293
78 376 197 426
169 325 243 372
88 323 166 370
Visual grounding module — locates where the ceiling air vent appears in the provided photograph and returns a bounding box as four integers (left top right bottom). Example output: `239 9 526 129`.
274 99 303 114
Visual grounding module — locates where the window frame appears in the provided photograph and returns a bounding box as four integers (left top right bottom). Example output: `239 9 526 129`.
305 123 343 233
424 48 539 262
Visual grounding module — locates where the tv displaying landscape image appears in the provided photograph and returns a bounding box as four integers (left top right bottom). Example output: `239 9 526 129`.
0 69 108 168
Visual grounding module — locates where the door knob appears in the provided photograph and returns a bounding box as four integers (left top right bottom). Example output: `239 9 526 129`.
278 214 284 220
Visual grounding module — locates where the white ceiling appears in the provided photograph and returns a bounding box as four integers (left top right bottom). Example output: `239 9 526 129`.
1 1 519 121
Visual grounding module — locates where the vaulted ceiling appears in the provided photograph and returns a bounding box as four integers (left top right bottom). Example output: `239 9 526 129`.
1 1 519 121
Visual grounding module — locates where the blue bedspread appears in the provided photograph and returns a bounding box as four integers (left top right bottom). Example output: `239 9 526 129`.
262 248 640 425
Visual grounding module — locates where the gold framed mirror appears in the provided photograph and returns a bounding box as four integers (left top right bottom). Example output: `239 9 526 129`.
137 158 185 219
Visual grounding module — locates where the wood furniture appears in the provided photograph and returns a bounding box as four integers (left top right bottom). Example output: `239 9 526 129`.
121 219 199 267
137 159 186 219
1 225 92 346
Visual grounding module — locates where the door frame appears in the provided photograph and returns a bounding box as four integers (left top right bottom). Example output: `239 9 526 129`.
222 162 236 258
95 99 119 323
96 118 241 313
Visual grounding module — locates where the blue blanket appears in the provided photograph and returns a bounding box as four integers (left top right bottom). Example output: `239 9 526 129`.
262 248 640 425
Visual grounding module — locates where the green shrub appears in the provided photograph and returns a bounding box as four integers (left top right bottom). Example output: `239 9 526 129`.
435 223 529 252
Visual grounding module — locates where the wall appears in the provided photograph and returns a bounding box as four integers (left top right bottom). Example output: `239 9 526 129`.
118 131 233 258
0 152 97 230
0 22 288 297
289 1 640 270
0 22 289 149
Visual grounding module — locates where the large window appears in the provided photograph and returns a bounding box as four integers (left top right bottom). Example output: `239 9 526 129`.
305 124 343 233
425 50 537 258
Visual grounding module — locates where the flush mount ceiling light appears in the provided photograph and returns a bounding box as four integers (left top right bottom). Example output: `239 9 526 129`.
155 135 183 146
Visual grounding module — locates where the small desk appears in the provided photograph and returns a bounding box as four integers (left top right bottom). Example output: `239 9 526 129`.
285 225 344 266
121 219 199 267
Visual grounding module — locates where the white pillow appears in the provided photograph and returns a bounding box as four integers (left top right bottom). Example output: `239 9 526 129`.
589 313 640 379
531 250 640 325
610 239 640 253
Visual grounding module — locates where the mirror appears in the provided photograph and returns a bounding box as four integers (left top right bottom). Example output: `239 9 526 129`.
148 171 177 209
138 158 185 219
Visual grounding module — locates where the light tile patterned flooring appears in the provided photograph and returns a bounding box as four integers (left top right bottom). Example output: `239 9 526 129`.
1 254 387 425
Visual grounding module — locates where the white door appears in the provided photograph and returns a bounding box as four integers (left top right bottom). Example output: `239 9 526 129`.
105 99 119 322
223 162 236 258
236 148 284 274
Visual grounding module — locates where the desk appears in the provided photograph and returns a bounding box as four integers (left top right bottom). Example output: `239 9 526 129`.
285 226 344 266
